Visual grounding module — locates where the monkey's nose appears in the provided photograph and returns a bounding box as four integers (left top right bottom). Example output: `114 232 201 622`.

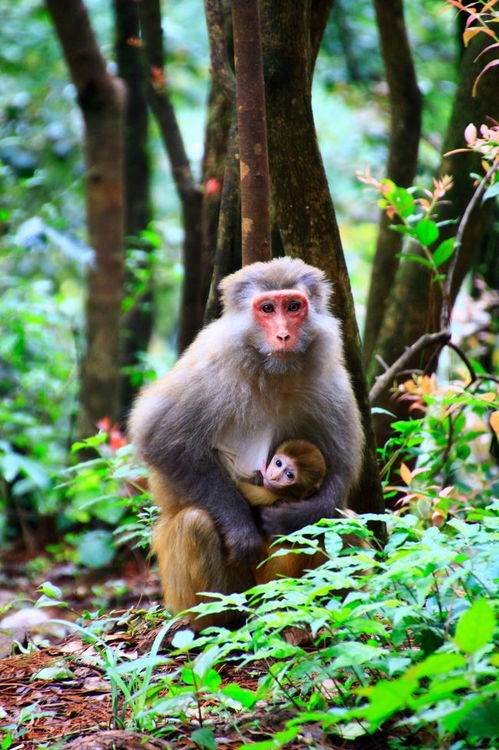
276 332 290 341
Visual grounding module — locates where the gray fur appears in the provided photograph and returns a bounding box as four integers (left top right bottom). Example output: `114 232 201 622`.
129 257 364 562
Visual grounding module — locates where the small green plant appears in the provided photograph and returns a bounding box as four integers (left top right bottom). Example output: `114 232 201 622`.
180 510 498 748
58 428 153 566
381 371 498 524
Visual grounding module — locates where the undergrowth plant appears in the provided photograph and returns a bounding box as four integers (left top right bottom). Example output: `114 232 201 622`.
165 509 498 749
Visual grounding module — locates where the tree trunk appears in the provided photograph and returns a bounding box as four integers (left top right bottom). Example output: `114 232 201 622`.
363 0 422 366
198 82 233 321
46 0 125 439
113 0 153 419
232 0 272 264
260 0 384 517
204 115 241 322
369 34 499 438
138 0 203 353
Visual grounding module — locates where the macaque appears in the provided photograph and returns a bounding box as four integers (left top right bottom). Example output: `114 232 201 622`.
238 439 326 506
129 257 364 626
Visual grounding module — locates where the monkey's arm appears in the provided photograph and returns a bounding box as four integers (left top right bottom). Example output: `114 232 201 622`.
131 391 263 565
258 472 339 538
237 481 279 507
258 392 362 539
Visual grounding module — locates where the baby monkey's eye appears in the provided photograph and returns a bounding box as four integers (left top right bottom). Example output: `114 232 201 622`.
275 459 282 467
287 300 301 312
260 302 274 313
286 471 295 480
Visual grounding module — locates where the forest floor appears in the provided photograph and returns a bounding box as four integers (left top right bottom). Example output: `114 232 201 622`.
0 550 392 750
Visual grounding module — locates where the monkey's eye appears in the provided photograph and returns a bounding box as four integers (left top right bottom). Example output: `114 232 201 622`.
287 300 301 312
275 458 282 467
260 302 275 314
286 471 295 480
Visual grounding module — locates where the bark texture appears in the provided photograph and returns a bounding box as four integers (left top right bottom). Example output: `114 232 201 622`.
260 0 384 517
138 0 203 353
204 115 241 322
363 0 422 366
232 0 272 264
114 0 153 417
46 0 125 438
199 82 233 319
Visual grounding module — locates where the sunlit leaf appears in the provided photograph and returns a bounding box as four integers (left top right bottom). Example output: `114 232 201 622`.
455 599 495 653
433 237 455 266
415 219 439 246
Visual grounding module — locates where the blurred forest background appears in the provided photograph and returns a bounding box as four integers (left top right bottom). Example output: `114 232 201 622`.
0 1 498 748
0 0 497 578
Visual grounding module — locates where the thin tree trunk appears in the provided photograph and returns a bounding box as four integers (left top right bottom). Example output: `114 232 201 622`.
198 84 233 319
232 0 272 264
204 115 241 322
113 0 153 419
363 0 422 367
260 0 384 517
138 0 203 353
46 0 125 438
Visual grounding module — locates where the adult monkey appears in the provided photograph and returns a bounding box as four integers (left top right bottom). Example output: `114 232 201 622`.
130 257 364 625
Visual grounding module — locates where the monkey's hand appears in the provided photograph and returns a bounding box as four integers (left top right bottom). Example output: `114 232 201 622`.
223 523 263 565
259 493 335 540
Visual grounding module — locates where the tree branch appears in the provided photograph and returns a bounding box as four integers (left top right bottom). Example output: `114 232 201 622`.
369 330 451 403
441 159 499 329
232 0 271 264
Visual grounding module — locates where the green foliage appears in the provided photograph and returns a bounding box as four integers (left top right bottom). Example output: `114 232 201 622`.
183 509 497 748
381 371 498 522
44 505 495 748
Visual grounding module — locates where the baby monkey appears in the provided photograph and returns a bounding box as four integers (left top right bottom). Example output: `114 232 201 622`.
238 439 327 507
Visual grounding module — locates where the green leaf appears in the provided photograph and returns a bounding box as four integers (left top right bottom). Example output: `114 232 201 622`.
455 598 496 653
371 407 396 417
191 727 218 750
193 645 222 680
389 224 414 235
172 629 195 649
433 237 455 267
239 728 299 749
482 181 499 203
461 699 499 738
31 665 75 681
200 668 222 691
221 683 258 708
76 530 115 568
410 652 466 679
38 581 63 600
331 641 384 669
398 253 434 269
390 186 415 219
415 219 439 246
360 678 417 727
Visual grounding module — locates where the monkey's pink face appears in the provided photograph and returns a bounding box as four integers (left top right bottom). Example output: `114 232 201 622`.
252 289 309 353
263 453 299 490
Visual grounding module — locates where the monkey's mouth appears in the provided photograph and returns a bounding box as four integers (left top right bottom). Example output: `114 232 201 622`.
263 477 282 490
266 350 296 358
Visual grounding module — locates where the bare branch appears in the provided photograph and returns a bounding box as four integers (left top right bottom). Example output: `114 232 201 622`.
369 330 451 403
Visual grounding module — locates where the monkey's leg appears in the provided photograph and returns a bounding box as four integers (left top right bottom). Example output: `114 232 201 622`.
256 542 326 584
153 507 255 628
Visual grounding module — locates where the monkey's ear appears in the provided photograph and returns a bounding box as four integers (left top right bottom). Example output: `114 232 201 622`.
298 267 333 313
218 270 256 312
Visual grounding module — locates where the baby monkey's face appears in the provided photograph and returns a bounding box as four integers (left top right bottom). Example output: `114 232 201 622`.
262 453 299 491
